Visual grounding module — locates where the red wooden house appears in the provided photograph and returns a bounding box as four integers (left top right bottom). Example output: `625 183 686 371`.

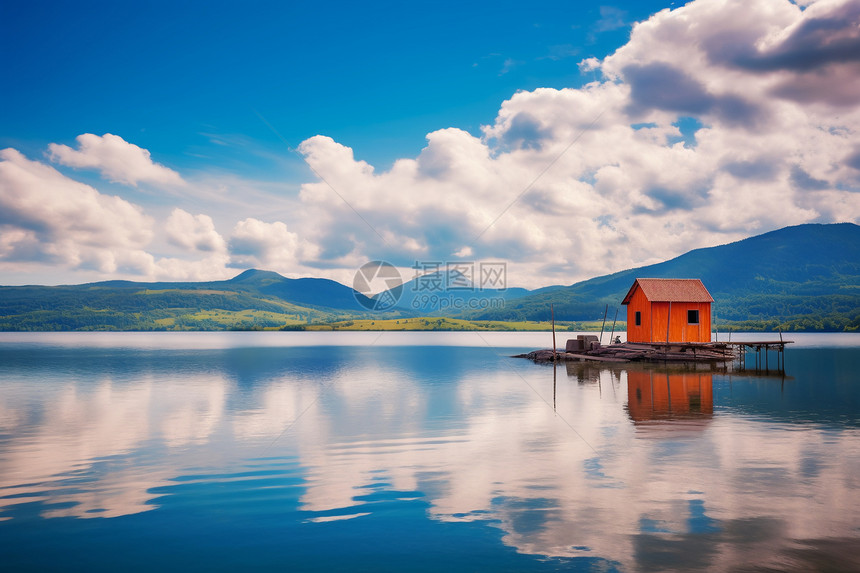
622 278 713 343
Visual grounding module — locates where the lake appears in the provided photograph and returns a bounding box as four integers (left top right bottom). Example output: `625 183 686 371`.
1 332 859 571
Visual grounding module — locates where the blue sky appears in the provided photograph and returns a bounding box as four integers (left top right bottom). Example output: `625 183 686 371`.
2 1 672 172
1 0 859 287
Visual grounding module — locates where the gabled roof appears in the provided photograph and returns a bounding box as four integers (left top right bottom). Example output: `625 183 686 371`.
622 278 714 305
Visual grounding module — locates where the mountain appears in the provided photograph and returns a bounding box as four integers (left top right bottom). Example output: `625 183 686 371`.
225 269 375 310
0 269 379 331
1 223 857 331
460 223 860 330
384 268 532 314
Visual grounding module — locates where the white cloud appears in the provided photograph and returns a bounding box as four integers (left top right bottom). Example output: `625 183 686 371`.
165 208 226 253
0 148 157 275
283 0 860 288
0 150 239 283
578 57 601 73
6 0 860 289
593 5 628 33
228 218 319 272
48 133 185 187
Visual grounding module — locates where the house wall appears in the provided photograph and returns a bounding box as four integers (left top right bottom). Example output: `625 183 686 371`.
625 287 652 343
626 289 712 343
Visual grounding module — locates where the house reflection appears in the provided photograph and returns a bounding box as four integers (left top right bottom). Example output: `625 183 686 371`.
626 368 713 428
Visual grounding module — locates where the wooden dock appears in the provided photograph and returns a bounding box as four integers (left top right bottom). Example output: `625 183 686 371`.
516 341 733 364
516 338 792 372
724 340 792 373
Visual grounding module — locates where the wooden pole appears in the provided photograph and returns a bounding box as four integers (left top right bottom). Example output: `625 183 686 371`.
599 304 608 346
714 311 718 342
608 308 618 344
551 303 558 363
779 328 784 372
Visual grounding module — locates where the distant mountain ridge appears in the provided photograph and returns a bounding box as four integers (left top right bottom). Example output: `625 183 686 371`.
386 268 533 313
0 268 378 331
226 269 375 310
459 223 860 330
0 223 857 331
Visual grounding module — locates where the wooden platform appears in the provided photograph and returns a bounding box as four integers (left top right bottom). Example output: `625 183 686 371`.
724 340 793 372
516 339 792 371
516 341 735 364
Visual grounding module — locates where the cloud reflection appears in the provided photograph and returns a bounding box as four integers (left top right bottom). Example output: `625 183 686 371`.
0 344 858 571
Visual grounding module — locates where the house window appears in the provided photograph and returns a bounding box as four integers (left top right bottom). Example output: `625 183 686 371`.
635 311 641 326
687 310 699 324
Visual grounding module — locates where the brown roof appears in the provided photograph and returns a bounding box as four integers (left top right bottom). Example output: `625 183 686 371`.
622 278 714 304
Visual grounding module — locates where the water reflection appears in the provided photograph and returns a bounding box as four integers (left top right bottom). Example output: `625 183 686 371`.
1 336 859 572
625 369 714 440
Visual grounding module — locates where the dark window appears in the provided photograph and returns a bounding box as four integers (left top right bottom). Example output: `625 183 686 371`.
635 311 641 326
687 310 699 324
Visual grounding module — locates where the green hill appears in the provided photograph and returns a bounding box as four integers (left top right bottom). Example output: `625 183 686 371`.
460 223 860 331
1 223 857 331
0 270 380 331
388 268 532 314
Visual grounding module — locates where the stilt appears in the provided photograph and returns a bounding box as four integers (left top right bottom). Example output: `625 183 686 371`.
608 308 618 345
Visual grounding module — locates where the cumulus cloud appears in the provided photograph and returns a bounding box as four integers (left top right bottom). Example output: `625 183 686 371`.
148 254 233 282
0 148 157 274
0 150 237 283
621 62 765 127
282 0 860 288
228 218 319 271
48 133 185 187
165 208 226 253
726 0 860 73
0 145 327 283
6 0 860 289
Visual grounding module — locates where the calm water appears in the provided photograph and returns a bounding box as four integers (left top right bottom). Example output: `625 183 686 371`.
1 332 859 572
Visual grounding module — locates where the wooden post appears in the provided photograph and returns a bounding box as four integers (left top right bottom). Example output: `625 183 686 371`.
551 303 558 363
599 304 608 345
608 307 618 344
714 311 718 342
778 327 784 372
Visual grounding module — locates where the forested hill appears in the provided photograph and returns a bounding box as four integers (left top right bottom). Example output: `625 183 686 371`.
1 223 858 331
0 269 377 331
460 223 860 331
